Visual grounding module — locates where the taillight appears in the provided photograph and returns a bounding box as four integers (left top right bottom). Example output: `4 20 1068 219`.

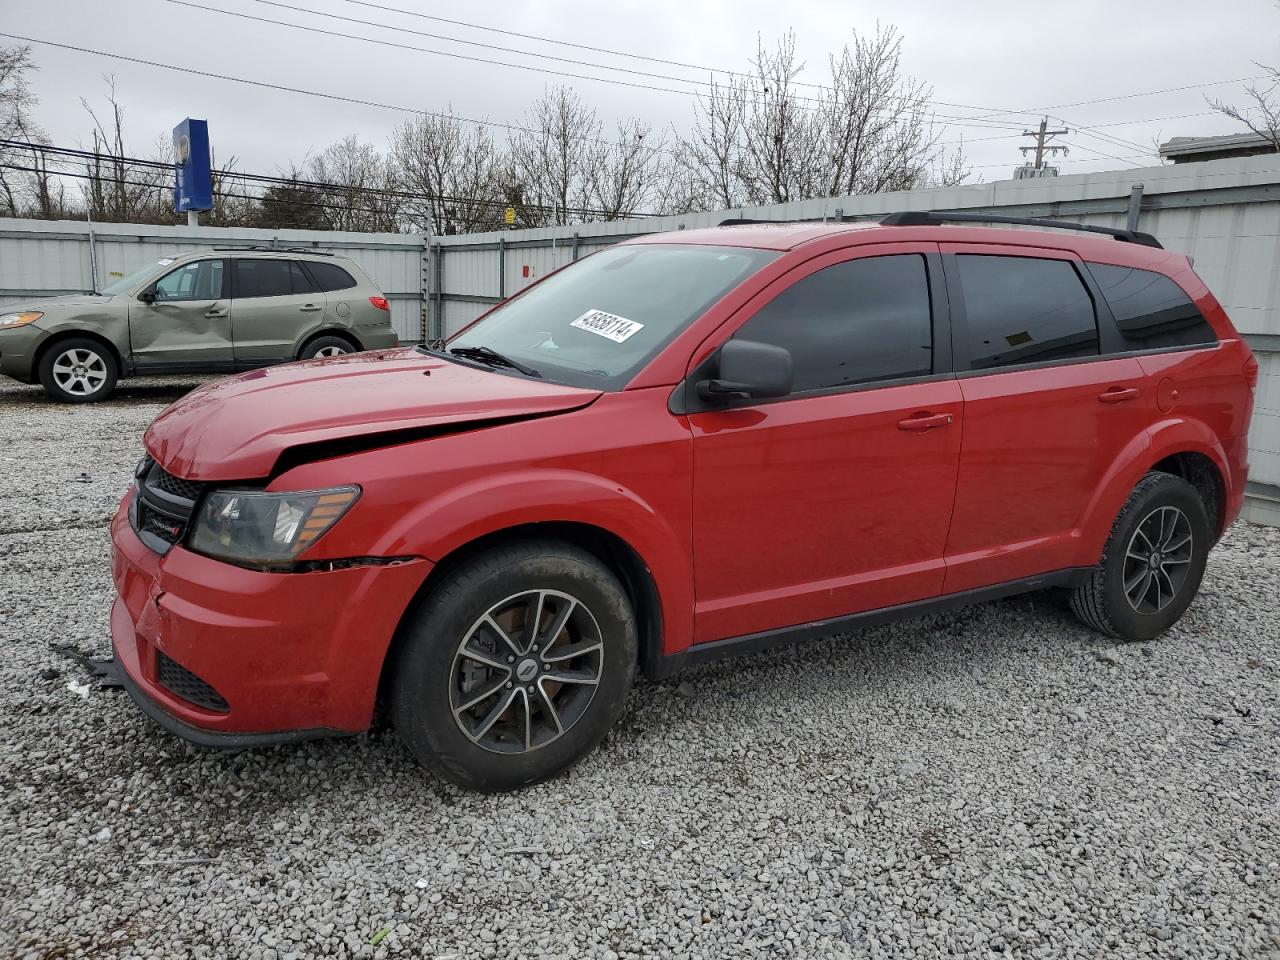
369 296 390 312
1245 352 1259 391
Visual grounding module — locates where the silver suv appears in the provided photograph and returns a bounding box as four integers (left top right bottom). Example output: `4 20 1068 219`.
0 247 400 402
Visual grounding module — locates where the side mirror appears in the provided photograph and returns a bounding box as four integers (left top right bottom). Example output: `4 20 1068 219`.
697 339 793 403
138 290 157 304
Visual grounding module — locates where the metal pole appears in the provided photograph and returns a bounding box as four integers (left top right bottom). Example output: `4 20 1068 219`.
85 208 99 295
433 241 444 344
498 236 506 300
187 210 199 227
571 231 580 262
1126 183 1145 232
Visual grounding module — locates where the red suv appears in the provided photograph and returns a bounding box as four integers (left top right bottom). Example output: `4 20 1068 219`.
110 213 1257 791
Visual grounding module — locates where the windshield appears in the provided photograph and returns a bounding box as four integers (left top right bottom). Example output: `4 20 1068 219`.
448 244 778 389
100 258 179 296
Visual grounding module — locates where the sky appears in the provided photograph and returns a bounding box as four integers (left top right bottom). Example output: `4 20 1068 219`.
3 0 1279 192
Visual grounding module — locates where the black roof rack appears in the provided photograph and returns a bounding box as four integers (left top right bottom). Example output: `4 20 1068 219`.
878 211 1162 249
211 246 334 255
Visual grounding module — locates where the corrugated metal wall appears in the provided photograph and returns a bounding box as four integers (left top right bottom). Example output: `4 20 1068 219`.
0 219 428 341
429 154 1280 525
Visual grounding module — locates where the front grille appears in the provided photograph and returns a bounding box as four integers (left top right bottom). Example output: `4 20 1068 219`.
151 469 204 502
156 651 229 713
131 457 206 555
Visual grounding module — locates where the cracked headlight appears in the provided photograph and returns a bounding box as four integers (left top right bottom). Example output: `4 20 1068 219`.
188 486 360 569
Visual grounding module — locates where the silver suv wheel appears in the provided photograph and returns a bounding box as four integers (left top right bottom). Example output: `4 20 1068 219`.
313 345 348 358
51 347 109 397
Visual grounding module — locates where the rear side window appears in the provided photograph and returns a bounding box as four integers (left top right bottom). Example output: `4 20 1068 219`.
956 255 1099 370
233 259 314 298
734 254 933 392
304 261 359 292
1087 263 1218 351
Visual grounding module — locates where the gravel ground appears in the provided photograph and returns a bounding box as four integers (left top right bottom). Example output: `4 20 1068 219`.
1 374 1278 960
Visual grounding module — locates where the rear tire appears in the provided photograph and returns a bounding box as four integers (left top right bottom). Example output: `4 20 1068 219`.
390 540 637 792
298 335 356 360
1069 471 1211 641
38 338 119 403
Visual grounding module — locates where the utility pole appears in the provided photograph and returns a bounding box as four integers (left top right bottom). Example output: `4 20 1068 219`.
1020 117 1070 169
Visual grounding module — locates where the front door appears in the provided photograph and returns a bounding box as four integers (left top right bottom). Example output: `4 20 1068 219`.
687 245 963 643
129 258 233 370
229 258 327 366
939 244 1152 592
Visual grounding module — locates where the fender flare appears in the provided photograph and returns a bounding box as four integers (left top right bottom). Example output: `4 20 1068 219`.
1077 416 1232 558
374 467 696 656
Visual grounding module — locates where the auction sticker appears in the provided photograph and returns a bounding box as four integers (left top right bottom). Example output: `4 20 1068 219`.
570 309 644 343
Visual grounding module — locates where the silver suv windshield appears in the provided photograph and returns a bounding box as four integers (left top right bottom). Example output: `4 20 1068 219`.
448 244 778 389
100 259 177 296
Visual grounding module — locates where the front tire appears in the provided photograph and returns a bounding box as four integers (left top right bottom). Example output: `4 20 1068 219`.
390 540 637 792
38 338 119 403
1070 471 1211 641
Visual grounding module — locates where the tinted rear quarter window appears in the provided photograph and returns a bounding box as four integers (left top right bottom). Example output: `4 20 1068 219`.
1087 262 1217 351
305 261 359 292
734 254 933 392
956 255 1099 370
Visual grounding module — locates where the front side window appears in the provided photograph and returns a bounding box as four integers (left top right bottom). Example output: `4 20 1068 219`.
152 260 225 301
1087 262 1217 351
234 259 314 299
449 244 778 389
956 255 1098 370
732 254 933 392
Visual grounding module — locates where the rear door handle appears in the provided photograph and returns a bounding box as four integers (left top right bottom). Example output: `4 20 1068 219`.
204 307 228 318
1098 386 1139 404
300 304 323 312
898 412 954 432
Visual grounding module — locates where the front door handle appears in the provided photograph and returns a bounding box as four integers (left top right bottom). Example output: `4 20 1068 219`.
898 412 954 432
204 307 228 318
300 304 323 312
1098 386 1139 404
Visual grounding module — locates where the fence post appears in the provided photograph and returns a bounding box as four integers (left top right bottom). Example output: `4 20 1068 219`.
498 236 506 299
432 241 444 343
419 236 429 344
1126 183 1145 232
572 231 580 261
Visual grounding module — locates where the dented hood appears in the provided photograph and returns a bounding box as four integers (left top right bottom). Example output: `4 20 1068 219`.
144 348 601 481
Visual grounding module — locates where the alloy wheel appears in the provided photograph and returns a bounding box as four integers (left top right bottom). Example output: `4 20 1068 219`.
449 590 604 754
51 348 108 396
314 345 349 358
1122 505 1194 614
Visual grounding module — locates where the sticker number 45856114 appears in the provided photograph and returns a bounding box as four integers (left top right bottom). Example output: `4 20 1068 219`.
570 309 645 343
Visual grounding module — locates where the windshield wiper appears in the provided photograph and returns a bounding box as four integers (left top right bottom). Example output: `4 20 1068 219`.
449 345 541 378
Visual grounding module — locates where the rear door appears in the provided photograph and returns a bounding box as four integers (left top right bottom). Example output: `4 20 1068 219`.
940 244 1151 592
229 258 327 366
687 243 963 642
129 258 233 370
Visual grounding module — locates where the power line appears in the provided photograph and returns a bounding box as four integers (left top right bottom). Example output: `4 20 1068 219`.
161 2 1043 131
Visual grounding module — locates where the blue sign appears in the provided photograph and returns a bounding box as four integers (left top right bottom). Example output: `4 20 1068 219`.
173 118 212 212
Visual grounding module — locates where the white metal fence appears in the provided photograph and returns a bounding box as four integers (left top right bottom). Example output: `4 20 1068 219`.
428 154 1280 526
0 219 428 342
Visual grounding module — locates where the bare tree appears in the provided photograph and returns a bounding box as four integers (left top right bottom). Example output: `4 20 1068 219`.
676 28 966 208
1210 65 1280 150
0 44 56 218
80 78 173 224
583 118 665 220
305 135 403 232
509 87 597 226
391 112 505 234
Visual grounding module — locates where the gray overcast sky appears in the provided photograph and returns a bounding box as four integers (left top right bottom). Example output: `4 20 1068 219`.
4 0 1279 188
